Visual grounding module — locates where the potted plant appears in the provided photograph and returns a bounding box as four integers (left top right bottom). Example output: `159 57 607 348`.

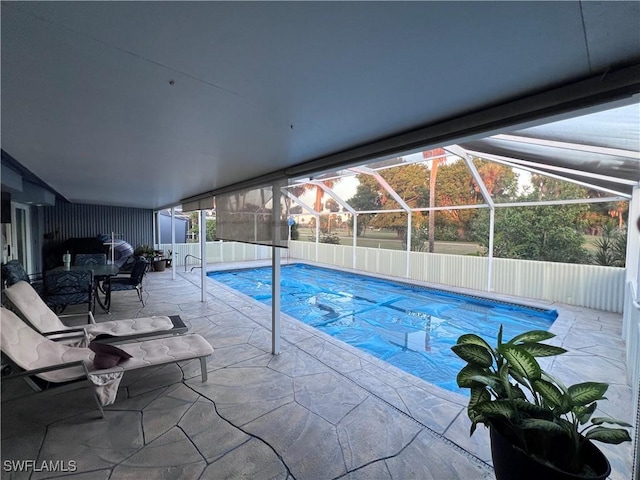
134 244 155 259
452 326 631 480
134 245 166 271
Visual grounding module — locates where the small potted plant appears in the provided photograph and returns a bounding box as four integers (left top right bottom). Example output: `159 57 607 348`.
134 244 166 271
452 326 631 480
134 244 155 259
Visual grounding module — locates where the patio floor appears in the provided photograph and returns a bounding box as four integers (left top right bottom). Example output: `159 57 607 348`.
1 261 634 479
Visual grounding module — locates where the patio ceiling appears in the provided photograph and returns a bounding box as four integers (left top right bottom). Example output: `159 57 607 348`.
1 2 639 209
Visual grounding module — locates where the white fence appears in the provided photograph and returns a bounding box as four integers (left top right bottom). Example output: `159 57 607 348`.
288 241 626 313
158 241 272 269
159 240 625 313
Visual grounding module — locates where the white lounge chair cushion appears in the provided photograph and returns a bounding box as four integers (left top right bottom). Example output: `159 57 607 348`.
0 307 213 384
5 281 174 339
84 317 175 339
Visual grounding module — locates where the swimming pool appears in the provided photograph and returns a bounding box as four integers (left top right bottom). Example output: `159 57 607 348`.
208 264 557 394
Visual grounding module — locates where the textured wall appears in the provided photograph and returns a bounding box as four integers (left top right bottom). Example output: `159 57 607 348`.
41 203 154 267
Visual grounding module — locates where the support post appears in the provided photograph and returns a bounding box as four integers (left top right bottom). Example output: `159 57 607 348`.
200 209 206 303
171 206 176 280
406 212 412 278
272 246 281 354
272 185 282 354
315 214 319 262
152 212 157 247
488 207 495 292
352 213 357 269
626 186 640 299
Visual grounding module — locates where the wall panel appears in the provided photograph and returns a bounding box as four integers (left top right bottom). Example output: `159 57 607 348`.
42 203 154 248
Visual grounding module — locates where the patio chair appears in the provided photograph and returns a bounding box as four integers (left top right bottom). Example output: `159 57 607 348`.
43 269 94 317
74 253 107 266
107 256 148 306
3 281 188 344
74 252 114 299
0 306 213 418
1 260 43 294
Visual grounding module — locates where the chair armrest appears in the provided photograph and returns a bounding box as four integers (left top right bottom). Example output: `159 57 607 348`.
28 272 43 282
58 311 96 324
44 327 87 336
43 328 88 343
2 360 88 380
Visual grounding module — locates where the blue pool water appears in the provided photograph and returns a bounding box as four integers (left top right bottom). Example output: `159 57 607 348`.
208 264 557 394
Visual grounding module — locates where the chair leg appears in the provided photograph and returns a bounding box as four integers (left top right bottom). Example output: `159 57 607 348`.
200 357 208 382
136 286 145 306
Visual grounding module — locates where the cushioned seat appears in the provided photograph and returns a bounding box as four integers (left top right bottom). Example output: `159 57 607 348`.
108 256 148 306
1 260 43 294
4 281 185 344
43 269 94 316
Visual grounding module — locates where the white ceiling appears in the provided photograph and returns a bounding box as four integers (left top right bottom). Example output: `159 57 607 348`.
2 1 639 209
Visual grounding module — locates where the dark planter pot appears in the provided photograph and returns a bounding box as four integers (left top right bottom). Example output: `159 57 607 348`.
490 427 611 480
152 259 166 272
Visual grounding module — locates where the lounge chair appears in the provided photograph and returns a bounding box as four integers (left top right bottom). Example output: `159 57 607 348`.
0 306 213 418
4 281 187 344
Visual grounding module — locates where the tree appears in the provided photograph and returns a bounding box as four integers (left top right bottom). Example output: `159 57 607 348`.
366 163 429 236
187 211 216 242
346 179 381 236
474 159 518 200
314 180 335 212
428 157 441 252
471 176 590 263
286 185 306 216
188 211 200 242
206 218 216 241
308 216 332 235
590 222 626 267
431 158 517 241
325 198 340 212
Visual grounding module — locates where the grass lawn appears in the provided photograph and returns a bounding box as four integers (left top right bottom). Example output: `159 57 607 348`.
296 228 605 257
296 228 482 255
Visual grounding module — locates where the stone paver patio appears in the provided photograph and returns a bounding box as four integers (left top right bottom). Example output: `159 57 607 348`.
1 260 634 479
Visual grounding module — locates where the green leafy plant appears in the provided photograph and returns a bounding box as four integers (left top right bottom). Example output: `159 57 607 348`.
590 224 627 267
452 326 631 475
134 244 155 258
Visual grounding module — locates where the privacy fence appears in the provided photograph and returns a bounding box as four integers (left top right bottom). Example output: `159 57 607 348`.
159 240 625 313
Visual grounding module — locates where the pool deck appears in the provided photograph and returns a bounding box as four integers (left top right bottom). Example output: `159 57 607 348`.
1 260 634 479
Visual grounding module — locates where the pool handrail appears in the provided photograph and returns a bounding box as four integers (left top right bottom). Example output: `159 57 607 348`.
183 254 202 273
